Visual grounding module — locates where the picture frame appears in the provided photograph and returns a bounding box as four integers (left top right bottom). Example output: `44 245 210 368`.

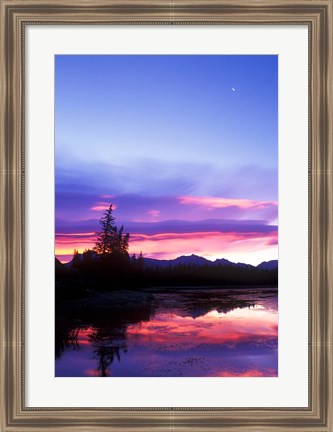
0 0 332 430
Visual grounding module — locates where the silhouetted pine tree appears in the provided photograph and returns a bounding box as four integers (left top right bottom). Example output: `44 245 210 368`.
94 204 116 255
94 204 130 255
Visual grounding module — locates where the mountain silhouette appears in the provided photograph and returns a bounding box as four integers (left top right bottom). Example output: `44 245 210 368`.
61 251 278 271
143 254 278 270
256 260 278 270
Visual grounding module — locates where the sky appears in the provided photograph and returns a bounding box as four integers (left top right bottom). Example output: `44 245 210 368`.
55 55 278 265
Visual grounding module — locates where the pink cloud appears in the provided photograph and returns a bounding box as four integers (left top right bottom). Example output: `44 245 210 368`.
100 194 114 199
130 231 276 243
179 195 278 210
55 233 96 245
56 232 96 237
265 237 278 246
147 209 160 219
90 202 117 211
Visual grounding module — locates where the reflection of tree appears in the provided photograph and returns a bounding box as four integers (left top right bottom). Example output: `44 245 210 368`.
55 289 155 377
89 327 128 377
55 322 80 358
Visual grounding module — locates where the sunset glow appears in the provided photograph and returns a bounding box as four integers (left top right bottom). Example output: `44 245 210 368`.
55 228 278 264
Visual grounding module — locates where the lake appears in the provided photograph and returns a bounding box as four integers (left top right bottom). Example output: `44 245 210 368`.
55 287 278 377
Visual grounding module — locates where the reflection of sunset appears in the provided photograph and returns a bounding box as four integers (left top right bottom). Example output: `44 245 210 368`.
56 291 278 377
216 368 277 377
73 327 92 345
127 306 278 348
84 368 103 377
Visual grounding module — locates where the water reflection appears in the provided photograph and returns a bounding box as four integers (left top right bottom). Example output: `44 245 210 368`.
55 288 278 377
89 327 128 377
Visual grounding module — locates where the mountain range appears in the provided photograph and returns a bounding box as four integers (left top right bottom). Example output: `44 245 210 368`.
142 254 278 270
60 251 278 271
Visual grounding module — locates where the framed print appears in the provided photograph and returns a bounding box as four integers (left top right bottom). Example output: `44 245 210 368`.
0 0 332 431
54 54 279 380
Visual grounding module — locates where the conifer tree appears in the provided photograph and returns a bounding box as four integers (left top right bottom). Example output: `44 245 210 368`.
94 204 130 255
94 204 116 254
